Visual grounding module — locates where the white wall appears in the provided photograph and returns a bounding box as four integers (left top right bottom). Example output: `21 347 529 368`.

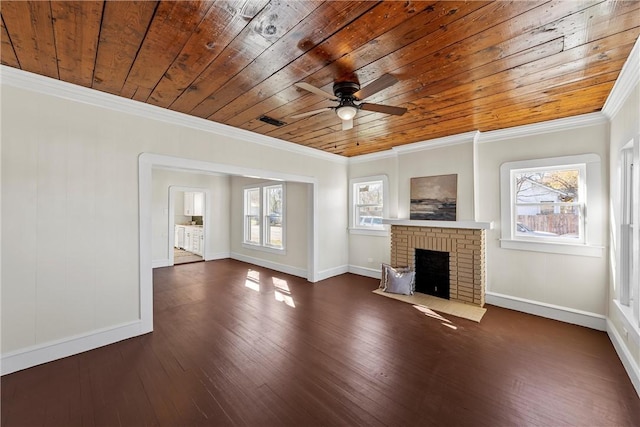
348 155 397 274
1 73 348 367
151 169 231 263
396 140 475 220
2 88 142 353
477 123 609 315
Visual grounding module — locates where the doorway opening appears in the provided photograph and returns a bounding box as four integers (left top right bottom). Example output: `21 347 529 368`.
169 187 207 265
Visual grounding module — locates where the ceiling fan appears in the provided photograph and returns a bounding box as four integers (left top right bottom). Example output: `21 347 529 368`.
291 74 407 131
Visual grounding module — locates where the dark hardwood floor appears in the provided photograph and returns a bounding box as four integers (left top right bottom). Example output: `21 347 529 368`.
2 259 639 426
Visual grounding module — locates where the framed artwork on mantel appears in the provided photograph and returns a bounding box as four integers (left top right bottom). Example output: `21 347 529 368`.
410 174 457 221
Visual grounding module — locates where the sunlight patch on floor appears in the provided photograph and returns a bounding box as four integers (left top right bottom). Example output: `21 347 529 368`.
273 277 295 308
413 304 452 323
245 269 260 292
413 304 458 329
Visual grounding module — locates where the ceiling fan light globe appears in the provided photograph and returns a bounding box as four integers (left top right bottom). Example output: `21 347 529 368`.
336 106 357 121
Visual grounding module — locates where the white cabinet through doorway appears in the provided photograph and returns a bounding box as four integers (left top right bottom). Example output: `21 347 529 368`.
174 225 203 256
174 226 185 249
184 192 204 216
191 228 202 255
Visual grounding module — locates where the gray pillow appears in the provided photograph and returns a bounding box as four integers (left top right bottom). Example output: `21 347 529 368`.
381 264 415 295
380 263 408 288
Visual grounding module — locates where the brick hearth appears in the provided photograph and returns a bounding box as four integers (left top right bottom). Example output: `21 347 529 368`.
390 225 486 307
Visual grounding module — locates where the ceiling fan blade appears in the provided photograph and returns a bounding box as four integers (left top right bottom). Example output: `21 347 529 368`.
294 82 337 100
342 118 353 131
360 103 407 116
290 107 333 119
353 74 399 100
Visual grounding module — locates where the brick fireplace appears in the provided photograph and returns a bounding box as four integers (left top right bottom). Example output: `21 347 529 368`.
386 220 489 307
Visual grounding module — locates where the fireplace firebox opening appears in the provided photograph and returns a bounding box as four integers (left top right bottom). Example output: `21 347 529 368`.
415 248 450 299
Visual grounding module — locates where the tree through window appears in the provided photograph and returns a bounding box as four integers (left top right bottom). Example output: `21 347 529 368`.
354 180 384 228
513 166 584 240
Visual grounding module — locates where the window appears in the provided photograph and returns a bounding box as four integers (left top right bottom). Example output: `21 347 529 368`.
619 140 639 326
349 175 389 235
512 165 585 242
264 184 283 248
243 183 285 252
245 188 260 245
500 154 603 257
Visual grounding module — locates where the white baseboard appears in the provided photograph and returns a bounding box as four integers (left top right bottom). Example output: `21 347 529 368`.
205 251 231 261
348 265 382 279
230 252 307 278
152 258 171 268
485 291 607 331
607 319 640 399
315 264 349 282
1 320 150 375
155 252 230 268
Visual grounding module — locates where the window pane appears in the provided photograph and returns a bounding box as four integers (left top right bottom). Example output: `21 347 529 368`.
244 188 261 244
265 185 283 247
515 169 579 203
246 215 260 244
265 216 282 247
357 182 382 204
355 180 383 227
356 206 383 227
515 204 580 239
265 186 283 216
247 188 260 216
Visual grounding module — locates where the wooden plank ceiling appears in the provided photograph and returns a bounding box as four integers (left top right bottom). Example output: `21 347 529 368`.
2 1 639 157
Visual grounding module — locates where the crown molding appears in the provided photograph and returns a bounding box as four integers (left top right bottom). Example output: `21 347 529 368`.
476 112 608 144
0 65 348 164
393 130 479 154
602 35 640 119
348 131 478 164
348 149 397 164
349 111 607 164
349 130 480 164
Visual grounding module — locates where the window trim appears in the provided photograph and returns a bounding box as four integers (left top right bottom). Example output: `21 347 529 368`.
617 136 639 328
243 182 286 253
263 183 285 250
244 187 261 246
499 153 604 257
349 175 389 236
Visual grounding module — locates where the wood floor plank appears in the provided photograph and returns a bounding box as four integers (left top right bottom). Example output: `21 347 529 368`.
2 259 639 426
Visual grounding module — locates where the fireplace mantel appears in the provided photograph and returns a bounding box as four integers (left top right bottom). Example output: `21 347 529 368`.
383 219 493 230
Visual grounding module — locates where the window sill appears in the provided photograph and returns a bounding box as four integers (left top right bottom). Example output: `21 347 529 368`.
348 227 390 237
500 239 604 257
242 243 286 255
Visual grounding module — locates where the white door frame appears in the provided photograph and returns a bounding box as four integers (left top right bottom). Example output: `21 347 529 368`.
168 186 209 265
138 153 319 333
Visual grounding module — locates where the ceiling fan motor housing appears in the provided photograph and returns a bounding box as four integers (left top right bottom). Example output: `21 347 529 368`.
333 81 360 99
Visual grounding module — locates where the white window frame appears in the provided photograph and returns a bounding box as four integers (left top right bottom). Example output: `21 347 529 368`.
243 182 286 254
263 184 285 250
500 153 603 257
617 137 639 328
349 175 389 236
244 187 261 246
